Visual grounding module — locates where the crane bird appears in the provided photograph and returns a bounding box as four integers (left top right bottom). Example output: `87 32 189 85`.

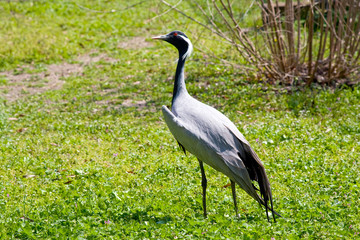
153 31 280 222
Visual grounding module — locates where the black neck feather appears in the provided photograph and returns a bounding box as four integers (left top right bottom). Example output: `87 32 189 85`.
171 54 186 105
171 49 188 106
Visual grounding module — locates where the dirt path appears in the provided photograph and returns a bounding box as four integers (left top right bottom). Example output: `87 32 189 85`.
0 36 153 102
0 52 118 102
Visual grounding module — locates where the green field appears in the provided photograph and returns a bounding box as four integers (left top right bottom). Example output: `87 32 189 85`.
0 0 359 239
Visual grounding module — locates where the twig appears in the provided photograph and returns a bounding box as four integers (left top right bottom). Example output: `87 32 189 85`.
285 0 295 68
161 0 229 41
306 0 314 85
240 0 256 22
296 0 300 66
192 0 230 42
146 0 182 23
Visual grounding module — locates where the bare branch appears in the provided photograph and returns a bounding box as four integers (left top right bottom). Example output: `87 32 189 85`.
146 0 182 23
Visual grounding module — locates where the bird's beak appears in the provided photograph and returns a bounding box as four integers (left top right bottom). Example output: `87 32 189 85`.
152 35 167 40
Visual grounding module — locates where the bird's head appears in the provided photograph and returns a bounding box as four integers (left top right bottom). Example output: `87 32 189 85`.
152 31 193 60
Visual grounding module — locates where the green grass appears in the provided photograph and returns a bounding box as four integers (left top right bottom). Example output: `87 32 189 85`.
0 0 360 239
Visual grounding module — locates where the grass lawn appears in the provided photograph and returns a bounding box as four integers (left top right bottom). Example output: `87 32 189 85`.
0 0 359 239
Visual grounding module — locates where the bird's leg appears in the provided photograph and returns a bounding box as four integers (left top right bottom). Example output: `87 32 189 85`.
198 159 207 218
231 180 240 218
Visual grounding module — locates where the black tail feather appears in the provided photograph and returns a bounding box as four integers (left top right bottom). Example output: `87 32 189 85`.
238 151 280 222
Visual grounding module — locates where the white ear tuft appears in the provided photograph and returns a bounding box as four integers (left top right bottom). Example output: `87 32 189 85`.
179 35 193 60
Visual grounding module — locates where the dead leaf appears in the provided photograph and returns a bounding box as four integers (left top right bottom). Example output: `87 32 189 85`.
17 128 28 133
222 183 231 188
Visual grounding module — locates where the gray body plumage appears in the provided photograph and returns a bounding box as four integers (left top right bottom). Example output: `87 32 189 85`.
154 30 278 221
162 83 265 206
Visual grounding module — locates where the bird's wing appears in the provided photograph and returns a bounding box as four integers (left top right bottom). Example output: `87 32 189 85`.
164 104 258 198
164 103 279 219
223 122 277 219
197 102 276 216
219 151 263 202
223 122 264 167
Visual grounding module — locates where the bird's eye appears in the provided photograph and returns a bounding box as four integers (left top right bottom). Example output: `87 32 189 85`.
174 32 178 36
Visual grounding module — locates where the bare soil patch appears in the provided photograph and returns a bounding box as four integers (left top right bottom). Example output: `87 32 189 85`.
121 99 147 107
0 52 118 102
0 36 152 102
117 36 153 49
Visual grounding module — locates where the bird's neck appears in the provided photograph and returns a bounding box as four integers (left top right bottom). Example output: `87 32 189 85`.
172 52 188 106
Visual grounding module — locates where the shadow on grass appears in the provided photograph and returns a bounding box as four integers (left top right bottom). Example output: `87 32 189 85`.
116 209 172 224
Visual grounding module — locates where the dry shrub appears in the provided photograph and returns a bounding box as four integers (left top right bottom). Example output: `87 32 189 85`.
162 0 360 87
